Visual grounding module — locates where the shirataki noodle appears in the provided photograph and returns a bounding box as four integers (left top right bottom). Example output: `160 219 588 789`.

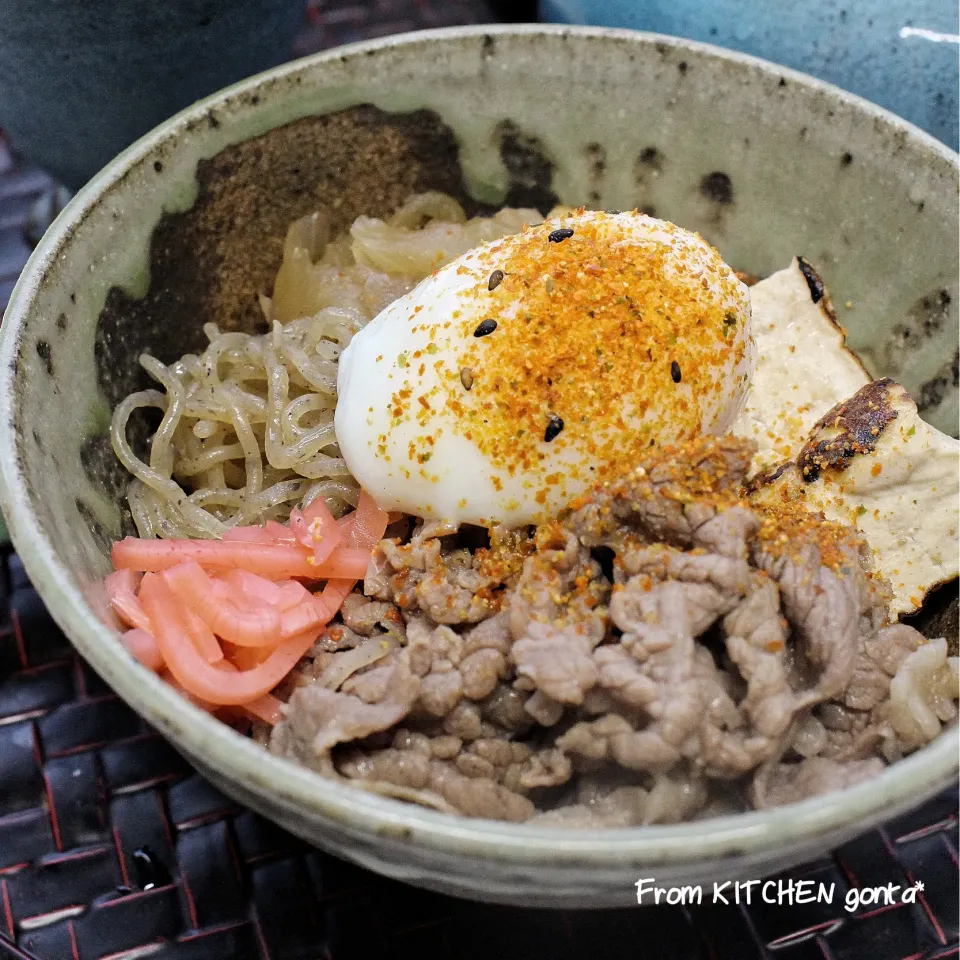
111 193 542 538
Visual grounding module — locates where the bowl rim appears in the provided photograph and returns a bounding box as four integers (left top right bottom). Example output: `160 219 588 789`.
0 23 957 868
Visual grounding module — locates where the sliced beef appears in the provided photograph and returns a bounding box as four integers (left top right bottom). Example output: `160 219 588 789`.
315 622 367 652
530 770 707 828
507 527 609 706
643 771 710 824
845 623 923 711
512 621 599 705
404 616 510 718
592 645 658 710
415 549 498 624
753 536 870 702
441 701 499 741
722 575 798 739
609 577 727 763
428 765 534 821
270 651 420 770
480 682 535 733
556 714 681 773
338 730 536 821
753 756 886 808
690 505 761 560
529 786 650 828
523 690 566 727
340 593 404 637
519 747 573 789
689 644 774 779
270 434 954 824
565 435 752 551
507 528 608 643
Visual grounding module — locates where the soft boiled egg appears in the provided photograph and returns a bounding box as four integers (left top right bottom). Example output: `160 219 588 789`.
336 209 754 526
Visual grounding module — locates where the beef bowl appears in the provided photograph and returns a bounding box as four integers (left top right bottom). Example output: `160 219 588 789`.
0 26 957 907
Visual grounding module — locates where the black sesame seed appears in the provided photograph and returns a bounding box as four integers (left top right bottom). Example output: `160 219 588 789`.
671 360 682 383
547 228 574 243
544 415 564 442
488 269 504 291
605 209 622 215
474 319 497 337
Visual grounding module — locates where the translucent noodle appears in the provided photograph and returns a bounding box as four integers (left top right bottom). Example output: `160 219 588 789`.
111 193 543 538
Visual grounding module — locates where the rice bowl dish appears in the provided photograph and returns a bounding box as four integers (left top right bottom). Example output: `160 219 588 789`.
102 196 959 826
0 26 956 904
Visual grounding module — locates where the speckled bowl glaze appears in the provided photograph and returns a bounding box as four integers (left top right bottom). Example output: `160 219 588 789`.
0 26 957 908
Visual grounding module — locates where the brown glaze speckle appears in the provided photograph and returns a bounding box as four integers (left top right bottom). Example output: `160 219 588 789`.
700 171 733 204
913 289 951 335
917 347 960 416
877 290 954 383
586 142 606 174
95 105 480 409
80 434 139 537
35 339 53 377
585 142 606 204
636 146 663 173
495 119 558 212
75 498 115 555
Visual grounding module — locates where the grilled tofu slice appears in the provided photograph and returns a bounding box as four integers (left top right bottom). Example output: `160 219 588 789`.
750 378 959 617
734 257 869 471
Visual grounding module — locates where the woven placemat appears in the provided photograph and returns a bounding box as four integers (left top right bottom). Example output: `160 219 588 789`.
0 3 957 958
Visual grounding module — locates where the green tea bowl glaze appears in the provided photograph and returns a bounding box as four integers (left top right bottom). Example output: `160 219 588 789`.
0 26 957 907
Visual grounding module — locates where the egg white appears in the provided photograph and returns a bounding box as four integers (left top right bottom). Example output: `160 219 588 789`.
336 210 753 525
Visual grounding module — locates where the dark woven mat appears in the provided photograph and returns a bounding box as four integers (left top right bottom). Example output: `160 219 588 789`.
0 3 958 959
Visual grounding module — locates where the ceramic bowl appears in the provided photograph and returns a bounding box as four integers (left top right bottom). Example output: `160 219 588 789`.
0 26 957 908
539 0 960 150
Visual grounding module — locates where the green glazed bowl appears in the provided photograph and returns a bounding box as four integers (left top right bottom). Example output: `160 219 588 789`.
0 26 957 907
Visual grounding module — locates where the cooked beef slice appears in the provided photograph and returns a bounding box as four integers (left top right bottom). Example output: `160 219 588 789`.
269 435 956 822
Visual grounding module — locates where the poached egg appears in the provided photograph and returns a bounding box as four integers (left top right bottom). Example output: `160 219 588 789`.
336 209 754 525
